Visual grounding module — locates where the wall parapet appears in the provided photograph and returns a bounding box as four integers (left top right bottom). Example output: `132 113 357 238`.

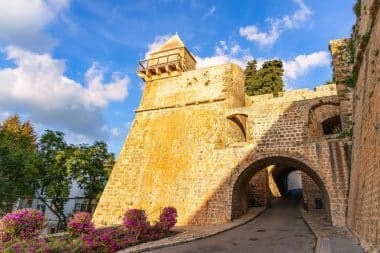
247 84 337 104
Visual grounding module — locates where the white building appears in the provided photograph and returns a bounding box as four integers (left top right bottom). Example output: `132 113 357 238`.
16 180 96 234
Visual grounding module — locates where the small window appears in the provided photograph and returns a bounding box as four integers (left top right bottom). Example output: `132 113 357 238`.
315 198 323 209
322 116 342 135
81 204 87 211
74 203 81 212
74 202 94 212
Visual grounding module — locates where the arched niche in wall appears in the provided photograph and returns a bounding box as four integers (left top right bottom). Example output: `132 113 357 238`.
226 113 249 143
321 115 342 135
308 102 342 139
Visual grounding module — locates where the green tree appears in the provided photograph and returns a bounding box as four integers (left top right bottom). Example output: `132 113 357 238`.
36 130 73 229
244 60 260 96
69 141 114 212
244 59 284 96
0 115 39 213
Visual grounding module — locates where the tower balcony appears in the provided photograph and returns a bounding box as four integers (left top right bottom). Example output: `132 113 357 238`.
137 53 183 81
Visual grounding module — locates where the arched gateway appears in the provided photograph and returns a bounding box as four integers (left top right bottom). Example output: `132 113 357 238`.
230 155 331 221
93 35 350 228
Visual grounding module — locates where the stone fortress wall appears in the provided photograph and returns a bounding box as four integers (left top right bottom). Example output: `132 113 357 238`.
93 56 351 228
331 0 380 251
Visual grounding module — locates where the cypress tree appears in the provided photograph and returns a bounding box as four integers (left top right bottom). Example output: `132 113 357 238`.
244 59 284 96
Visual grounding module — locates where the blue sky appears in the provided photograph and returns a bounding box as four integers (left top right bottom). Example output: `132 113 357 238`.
0 0 355 155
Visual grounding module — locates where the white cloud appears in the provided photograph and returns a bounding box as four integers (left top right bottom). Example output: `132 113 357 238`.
283 51 330 80
196 41 253 69
195 40 330 90
0 0 70 51
0 46 129 139
282 0 312 29
111 128 120 137
239 23 280 47
239 0 311 46
83 63 128 108
203 5 216 19
145 34 174 58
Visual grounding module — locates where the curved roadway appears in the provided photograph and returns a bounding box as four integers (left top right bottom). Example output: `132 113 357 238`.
151 199 316 253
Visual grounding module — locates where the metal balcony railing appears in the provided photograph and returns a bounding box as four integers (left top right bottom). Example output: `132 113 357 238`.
138 53 182 72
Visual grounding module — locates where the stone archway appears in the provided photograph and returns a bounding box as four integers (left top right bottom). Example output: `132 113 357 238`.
230 155 331 223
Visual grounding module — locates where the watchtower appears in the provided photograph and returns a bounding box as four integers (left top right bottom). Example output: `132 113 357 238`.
137 34 197 81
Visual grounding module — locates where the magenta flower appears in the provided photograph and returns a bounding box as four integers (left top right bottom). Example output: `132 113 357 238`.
0 208 44 242
155 207 177 232
122 209 150 239
67 212 95 238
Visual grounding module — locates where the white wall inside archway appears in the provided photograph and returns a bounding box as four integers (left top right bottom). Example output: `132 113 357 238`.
287 170 302 190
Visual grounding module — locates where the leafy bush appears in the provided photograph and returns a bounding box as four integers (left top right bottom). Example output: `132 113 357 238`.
1 238 46 253
80 226 137 253
67 212 95 238
140 226 167 241
122 209 149 239
0 237 83 253
0 208 44 242
46 237 84 252
155 207 177 232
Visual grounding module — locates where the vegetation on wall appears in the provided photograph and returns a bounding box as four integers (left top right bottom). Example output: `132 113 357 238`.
337 128 353 139
353 0 361 18
244 59 284 96
323 80 335 85
347 0 378 87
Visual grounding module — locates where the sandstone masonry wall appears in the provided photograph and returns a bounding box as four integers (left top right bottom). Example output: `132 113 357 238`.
248 169 269 207
302 172 324 210
330 39 354 131
94 63 351 229
343 0 380 250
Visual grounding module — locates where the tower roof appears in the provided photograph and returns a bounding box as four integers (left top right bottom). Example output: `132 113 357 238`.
137 33 196 81
152 34 186 53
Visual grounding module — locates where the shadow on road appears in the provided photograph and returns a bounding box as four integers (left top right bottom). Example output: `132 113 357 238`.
151 198 316 253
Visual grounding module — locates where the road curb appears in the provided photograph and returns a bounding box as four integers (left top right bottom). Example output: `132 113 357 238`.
298 207 363 253
315 238 332 253
298 207 326 253
118 207 267 253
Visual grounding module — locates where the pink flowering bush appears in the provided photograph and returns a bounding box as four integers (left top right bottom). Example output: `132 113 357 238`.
67 212 95 238
0 208 44 242
79 226 137 253
0 206 178 253
155 207 177 232
122 209 150 239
